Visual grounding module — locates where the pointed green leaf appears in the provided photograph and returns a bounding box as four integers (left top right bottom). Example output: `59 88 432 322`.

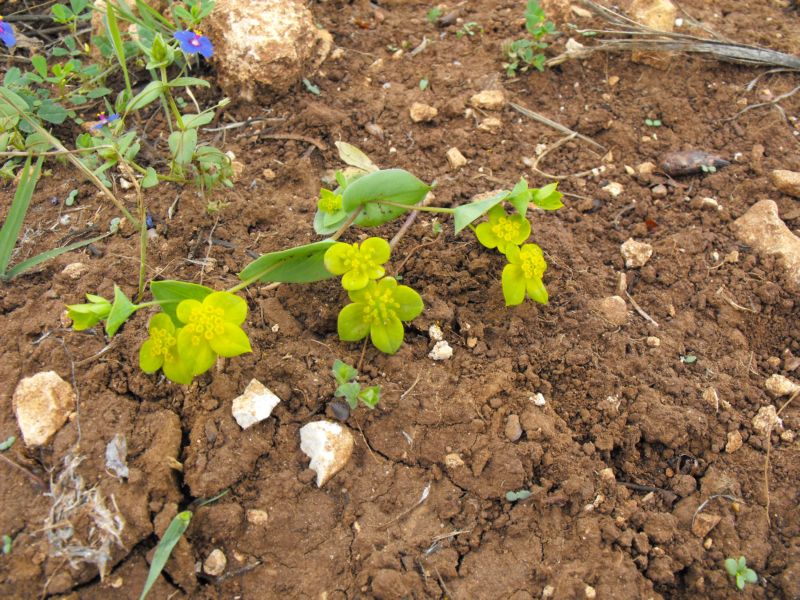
453 190 509 234
168 128 197 165
341 168 431 227
125 80 164 112
150 280 213 325
332 359 358 385
531 182 563 210
167 77 211 88
0 155 42 277
238 239 336 284
106 285 138 337
138 511 192 600
5 231 111 280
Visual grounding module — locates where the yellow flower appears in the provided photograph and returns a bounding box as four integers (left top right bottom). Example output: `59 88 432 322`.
501 243 548 306
475 206 531 254
324 237 391 291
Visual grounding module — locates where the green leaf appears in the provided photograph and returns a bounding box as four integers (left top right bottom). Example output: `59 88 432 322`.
335 382 361 409
332 359 358 385
342 168 431 227
5 231 111 280
238 239 336 284
302 78 321 95
313 207 351 235
105 285 138 337
150 280 213 326
36 100 68 125
168 129 197 165
335 141 379 173
507 177 532 215
138 511 191 600
141 167 158 188
0 436 15 451
167 77 210 88
358 385 380 409
453 189 509 234
505 489 531 502
2 534 11 555
531 182 563 211
31 55 48 78
182 111 215 128
126 81 165 112
0 156 42 277
87 87 112 99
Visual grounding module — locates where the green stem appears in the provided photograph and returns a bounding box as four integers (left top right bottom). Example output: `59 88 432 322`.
137 183 147 301
330 207 363 241
374 200 455 214
160 67 186 130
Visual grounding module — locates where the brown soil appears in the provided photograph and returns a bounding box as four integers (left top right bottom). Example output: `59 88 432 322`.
1 1 800 598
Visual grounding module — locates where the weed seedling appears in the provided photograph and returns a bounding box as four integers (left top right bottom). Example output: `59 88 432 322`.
456 22 483 38
332 359 381 410
645 118 662 127
503 0 557 76
1 534 11 555
0 436 15 451
426 7 442 24
505 489 532 502
724 556 758 591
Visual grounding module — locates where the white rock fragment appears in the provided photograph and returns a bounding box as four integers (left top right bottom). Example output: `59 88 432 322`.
12 371 76 447
765 374 800 398
532 393 547 406
428 324 443 342
752 405 783 437
478 117 502 133
60 262 89 280
646 336 661 348
725 430 743 454
105 433 129 478
469 90 506 110
444 453 465 469
602 182 624 197
232 379 281 429
246 509 269 525
732 200 800 291
621 238 653 268
203 549 227 577
429 340 453 361
409 102 438 123
299 421 354 487
204 0 332 100
446 147 468 169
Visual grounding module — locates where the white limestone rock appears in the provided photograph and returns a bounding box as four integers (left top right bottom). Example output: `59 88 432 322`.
621 238 653 268
232 379 281 429
299 421 354 487
12 371 75 447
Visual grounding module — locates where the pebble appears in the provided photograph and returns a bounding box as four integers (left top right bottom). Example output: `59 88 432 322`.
621 238 653 268
637 161 656 175
691 513 721 538
203 549 227 577
246 509 269 526
409 102 438 123
429 340 453 360
469 90 506 110
596 295 628 326
428 324 443 342
231 379 281 429
262 168 276 181
446 147 467 169
60 262 89 280
725 430 743 453
752 405 783 437
585 585 596 599
444 453 465 469
299 421 354 487
599 468 615 482
532 393 547 406
12 371 76 447
646 336 661 348
602 182 624 197
700 197 720 211
651 184 667 198
477 117 502 133
780 430 795 443
608 75 620 86
765 374 800 398
771 169 800 198
505 414 523 442
732 200 800 291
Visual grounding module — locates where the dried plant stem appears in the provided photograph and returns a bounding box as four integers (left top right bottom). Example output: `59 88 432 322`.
0 453 45 489
510 102 606 151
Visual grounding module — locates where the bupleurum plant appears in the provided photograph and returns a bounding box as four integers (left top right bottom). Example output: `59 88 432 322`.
66 142 562 387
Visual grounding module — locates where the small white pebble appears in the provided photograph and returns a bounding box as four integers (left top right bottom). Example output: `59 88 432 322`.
428 324 443 342
428 340 453 361
271 323 280 333
532 393 546 406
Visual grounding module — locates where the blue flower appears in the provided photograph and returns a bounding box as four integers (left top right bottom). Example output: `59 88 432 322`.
173 30 213 58
0 16 16 48
91 112 120 130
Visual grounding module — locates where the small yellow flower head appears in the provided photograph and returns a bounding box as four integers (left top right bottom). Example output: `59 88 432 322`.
176 291 251 376
475 206 531 254
502 243 548 306
337 277 424 354
139 313 193 384
318 188 343 214
324 237 391 291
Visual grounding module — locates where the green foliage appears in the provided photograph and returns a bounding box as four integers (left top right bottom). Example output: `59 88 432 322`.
645 118 662 127
1 534 11 555
724 556 758 591
331 359 381 410
0 436 15 451
426 6 442 24
505 489 531 502
503 0 557 76
139 511 191 600
456 22 483 38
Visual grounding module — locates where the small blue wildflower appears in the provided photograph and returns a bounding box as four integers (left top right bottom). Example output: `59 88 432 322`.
145 213 154 229
0 16 16 48
91 112 120 130
173 30 213 58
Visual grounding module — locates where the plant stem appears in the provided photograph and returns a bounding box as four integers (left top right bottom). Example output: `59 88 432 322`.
160 67 186 130
330 207 363 241
374 200 455 214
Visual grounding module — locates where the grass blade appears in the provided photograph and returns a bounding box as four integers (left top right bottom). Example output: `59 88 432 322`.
139 510 192 600
4 231 111 280
105 1 133 101
0 155 43 277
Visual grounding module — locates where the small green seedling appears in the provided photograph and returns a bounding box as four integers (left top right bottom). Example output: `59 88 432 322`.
503 0 557 76
419 78 429 91
456 22 482 38
302 78 321 96
680 354 697 364
505 489 532 502
426 6 442 24
332 359 381 410
0 436 15 451
2 535 11 555
645 118 662 127
139 511 191 600
701 164 717 173
724 556 758 591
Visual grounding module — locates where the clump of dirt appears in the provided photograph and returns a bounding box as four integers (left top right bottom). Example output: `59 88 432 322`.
1 0 799 598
